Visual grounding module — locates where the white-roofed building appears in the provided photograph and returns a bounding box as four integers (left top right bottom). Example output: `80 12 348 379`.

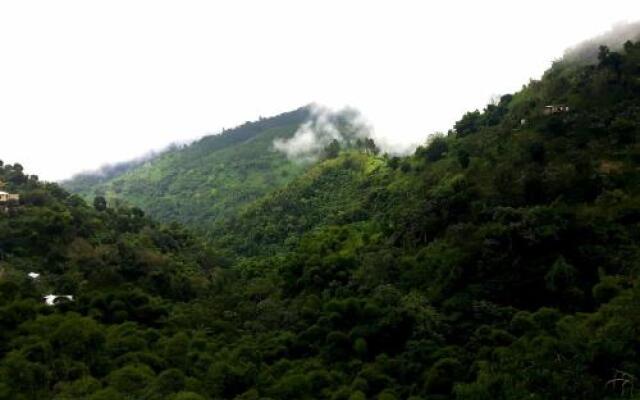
43 294 74 306
543 105 570 115
0 191 19 203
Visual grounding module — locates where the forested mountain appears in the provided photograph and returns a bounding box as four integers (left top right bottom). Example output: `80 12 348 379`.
3 40 640 399
64 107 313 229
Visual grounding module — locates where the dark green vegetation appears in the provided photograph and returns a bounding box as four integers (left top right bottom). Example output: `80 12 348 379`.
3 40 640 399
64 107 312 229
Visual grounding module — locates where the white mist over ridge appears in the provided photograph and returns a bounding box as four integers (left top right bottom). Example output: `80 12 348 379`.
66 139 195 181
563 21 640 65
273 104 420 162
273 105 364 162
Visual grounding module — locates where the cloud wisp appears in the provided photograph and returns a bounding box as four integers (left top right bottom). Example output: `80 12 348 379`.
273 104 373 163
563 20 640 64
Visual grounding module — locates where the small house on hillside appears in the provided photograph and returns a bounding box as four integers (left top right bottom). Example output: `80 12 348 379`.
543 105 570 115
43 294 74 306
0 191 19 203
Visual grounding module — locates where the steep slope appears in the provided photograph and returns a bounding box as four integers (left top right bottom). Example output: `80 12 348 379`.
0 161 224 400
64 107 312 229
201 40 640 398
4 39 640 400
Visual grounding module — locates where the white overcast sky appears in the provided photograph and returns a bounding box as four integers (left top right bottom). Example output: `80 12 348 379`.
2 1 640 181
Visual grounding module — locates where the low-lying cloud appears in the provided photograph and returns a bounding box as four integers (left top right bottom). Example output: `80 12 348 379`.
563 21 640 64
273 104 373 163
65 140 193 183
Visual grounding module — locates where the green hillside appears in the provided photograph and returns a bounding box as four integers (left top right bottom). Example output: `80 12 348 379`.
0 161 220 400
64 107 312 229
3 40 640 399
207 40 640 398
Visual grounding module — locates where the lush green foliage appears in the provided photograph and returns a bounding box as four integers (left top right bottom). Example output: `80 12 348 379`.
64 108 311 230
3 41 640 399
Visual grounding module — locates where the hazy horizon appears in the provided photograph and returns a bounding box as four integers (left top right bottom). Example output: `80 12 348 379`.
2 1 640 181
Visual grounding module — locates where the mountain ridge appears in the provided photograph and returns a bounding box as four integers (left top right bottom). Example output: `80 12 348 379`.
3 37 640 399
64 106 313 228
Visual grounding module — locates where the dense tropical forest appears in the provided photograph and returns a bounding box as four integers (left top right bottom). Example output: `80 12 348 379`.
2 39 640 399
64 108 313 229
